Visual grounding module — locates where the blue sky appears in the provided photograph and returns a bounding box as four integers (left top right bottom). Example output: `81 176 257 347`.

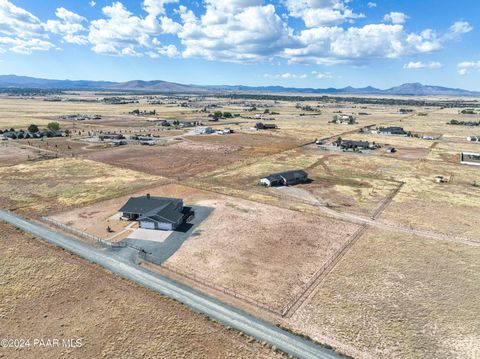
0 0 479 89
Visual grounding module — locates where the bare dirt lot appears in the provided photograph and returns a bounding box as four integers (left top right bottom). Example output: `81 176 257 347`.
83 140 248 179
0 223 281 359
162 191 361 311
285 228 480 359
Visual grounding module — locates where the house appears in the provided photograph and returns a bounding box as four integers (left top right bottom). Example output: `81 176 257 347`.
460 152 480 166
259 170 309 187
467 135 480 142
223 128 233 134
333 139 372 151
99 133 125 140
378 127 408 136
332 114 356 124
386 147 396 153
119 194 190 231
255 122 277 130
195 127 214 134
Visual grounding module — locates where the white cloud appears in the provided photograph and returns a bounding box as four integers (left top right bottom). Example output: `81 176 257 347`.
285 0 365 27
286 24 443 64
312 70 333 79
367 2 377 8
89 1 96 7
46 7 88 45
457 60 480 75
179 2 293 62
383 12 408 25
88 0 180 56
449 21 473 34
264 72 307 79
0 0 55 53
403 61 442 69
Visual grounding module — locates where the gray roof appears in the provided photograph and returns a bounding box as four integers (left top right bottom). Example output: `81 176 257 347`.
139 202 184 224
119 196 182 214
265 170 308 182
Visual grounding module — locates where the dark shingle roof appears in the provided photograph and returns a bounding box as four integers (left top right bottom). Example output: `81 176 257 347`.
119 196 182 215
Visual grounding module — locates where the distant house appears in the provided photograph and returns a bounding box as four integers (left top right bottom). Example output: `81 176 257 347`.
333 139 372 151
467 135 480 142
195 127 214 134
460 152 480 166
378 127 408 136
259 170 309 187
255 122 277 130
332 114 356 124
119 194 191 231
99 133 125 140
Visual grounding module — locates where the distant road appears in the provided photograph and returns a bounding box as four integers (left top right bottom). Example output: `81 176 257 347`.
0 209 342 359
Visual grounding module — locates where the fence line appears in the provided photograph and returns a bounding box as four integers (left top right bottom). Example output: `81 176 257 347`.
41 216 125 248
140 251 282 316
280 224 368 317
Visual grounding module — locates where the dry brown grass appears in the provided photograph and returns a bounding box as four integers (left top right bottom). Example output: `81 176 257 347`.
0 158 163 215
286 228 480 359
0 223 281 359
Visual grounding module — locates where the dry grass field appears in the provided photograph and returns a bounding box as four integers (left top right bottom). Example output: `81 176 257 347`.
1 94 480 358
285 228 480 359
0 158 162 215
0 223 281 359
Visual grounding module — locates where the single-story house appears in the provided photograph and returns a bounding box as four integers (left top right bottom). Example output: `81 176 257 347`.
332 114 356 124
460 152 480 166
256 122 277 130
467 135 480 142
119 194 190 231
378 127 408 136
260 170 309 187
333 139 372 151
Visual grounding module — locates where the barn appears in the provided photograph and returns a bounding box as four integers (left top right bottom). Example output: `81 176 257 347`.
119 194 187 231
260 170 309 187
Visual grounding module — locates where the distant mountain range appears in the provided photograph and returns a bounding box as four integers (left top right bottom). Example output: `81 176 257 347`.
1 74 479 97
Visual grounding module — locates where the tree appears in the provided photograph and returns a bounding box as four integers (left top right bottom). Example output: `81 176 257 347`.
64 129 71 137
213 110 223 119
47 122 60 131
223 112 232 118
28 124 39 133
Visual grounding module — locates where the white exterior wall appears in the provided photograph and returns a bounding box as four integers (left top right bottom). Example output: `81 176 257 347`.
140 221 155 229
260 178 271 186
157 222 174 231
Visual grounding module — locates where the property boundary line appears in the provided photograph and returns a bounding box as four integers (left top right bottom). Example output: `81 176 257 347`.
280 224 368 318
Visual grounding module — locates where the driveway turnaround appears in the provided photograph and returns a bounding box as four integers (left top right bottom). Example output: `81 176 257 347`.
0 209 343 359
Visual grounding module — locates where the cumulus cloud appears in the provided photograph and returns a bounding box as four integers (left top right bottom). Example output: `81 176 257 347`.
403 61 442 69
285 24 444 65
367 2 377 8
383 12 409 25
449 20 473 34
88 0 180 56
457 60 480 75
285 0 365 27
46 7 88 45
178 2 293 62
0 0 55 53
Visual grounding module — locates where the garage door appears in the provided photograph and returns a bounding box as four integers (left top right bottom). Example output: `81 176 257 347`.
139 221 155 230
